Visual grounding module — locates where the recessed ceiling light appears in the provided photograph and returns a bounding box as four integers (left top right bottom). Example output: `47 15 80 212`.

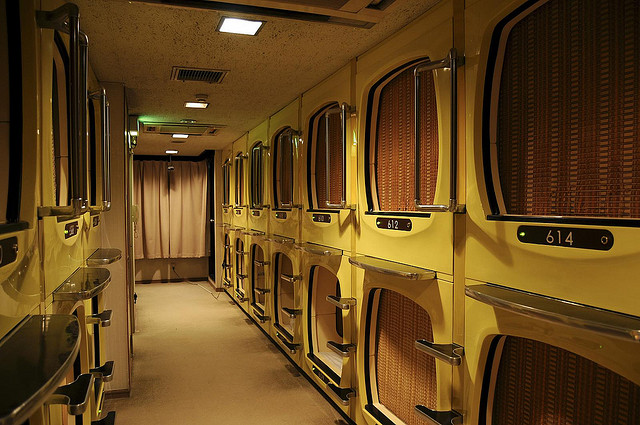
172 134 189 139
184 101 209 109
218 17 264 36
180 119 197 124
166 149 179 155
129 130 138 137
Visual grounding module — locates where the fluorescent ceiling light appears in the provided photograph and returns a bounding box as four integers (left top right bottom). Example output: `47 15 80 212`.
166 149 179 155
184 101 209 109
218 17 264 36
172 134 189 139
130 130 138 136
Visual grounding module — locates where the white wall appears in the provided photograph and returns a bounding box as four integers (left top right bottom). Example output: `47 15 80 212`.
135 257 208 282
101 82 131 393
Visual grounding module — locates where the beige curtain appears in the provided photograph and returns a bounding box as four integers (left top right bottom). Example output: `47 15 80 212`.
133 160 207 259
169 161 207 258
132 161 144 260
134 161 171 259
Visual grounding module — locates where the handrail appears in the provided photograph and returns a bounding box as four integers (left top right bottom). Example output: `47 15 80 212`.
280 273 301 283
348 255 436 280
37 3 88 216
250 144 264 209
241 230 265 236
89 89 110 210
324 103 351 209
414 48 465 213
414 405 462 425
234 153 248 207
465 284 640 342
326 295 356 310
415 340 463 366
295 242 342 256
277 128 300 209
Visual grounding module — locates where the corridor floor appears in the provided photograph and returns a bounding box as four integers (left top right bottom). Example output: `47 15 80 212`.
104 282 346 424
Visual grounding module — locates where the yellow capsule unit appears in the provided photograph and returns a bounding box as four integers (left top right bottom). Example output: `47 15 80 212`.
221 146 234 226
462 0 640 422
232 134 249 231
0 0 41 341
354 0 457 279
247 120 270 234
300 248 358 419
350 2 461 425
246 230 272 331
300 63 356 252
269 236 304 366
269 98 303 242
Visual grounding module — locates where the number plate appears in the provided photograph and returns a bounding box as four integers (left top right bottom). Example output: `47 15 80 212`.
252 210 260 217
64 221 79 239
92 216 100 227
235 209 242 215
517 225 613 251
376 217 412 232
275 212 287 219
312 213 331 223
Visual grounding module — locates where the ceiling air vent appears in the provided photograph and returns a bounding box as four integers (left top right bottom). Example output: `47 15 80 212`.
142 122 224 136
170 67 229 84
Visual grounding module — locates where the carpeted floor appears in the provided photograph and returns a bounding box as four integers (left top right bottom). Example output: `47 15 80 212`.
104 282 346 424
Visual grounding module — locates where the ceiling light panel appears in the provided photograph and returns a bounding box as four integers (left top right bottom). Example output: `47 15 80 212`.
218 17 264 36
166 149 179 154
184 101 209 109
172 134 189 139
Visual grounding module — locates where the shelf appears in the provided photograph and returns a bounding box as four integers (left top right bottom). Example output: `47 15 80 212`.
466 284 640 342
53 267 112 301
295 242 342 256
348 255 436 280
0 315 81 425
86 248 122 266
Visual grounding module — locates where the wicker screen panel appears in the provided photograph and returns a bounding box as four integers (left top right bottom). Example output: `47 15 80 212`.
375 67 439 211
375 289 437 424
278 131 294 206
315 109 344 207
491 336 640 425
223 233 231 282
496 0 640 218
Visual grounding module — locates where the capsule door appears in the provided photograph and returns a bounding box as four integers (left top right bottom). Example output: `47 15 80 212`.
232 134 248 230
355 0 458 278
221 147 233 225
269 99 302 242
300 249 358 417
0 0 41 340
247 120 270 233
270 237 303 364
248 233 271 331
301 64 355 252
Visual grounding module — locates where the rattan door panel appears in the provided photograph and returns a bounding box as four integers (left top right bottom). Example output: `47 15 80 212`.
463 284 640 425
247 120 270 233
355 6 454 275
358 269 455 425
465 0 640 316
232 136 248 229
